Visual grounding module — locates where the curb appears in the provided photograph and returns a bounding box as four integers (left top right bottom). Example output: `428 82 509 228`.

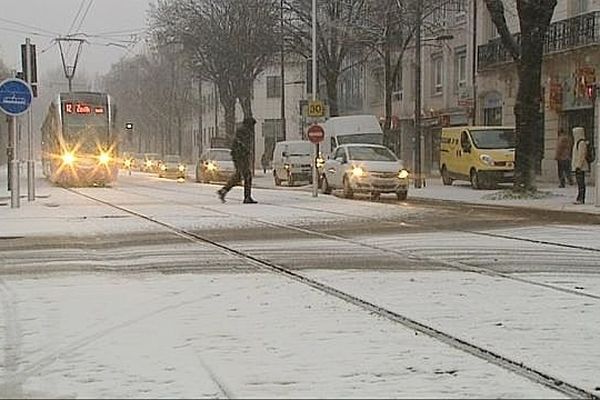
408 195 600 222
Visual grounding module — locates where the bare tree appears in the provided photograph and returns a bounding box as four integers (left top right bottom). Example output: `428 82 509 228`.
150 0 280 141
358 0 413 140
285 0 369 117
483 0 557 191
103 47 194 159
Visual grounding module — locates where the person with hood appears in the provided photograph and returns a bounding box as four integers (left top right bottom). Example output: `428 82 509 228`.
217 117 257 204
571 127 590 204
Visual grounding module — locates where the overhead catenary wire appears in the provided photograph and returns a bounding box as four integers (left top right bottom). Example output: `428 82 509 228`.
66 0 87 36
0 16 61 37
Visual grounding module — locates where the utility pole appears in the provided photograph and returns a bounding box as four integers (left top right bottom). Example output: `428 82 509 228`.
589 85 600 207
311 0 319 198
414 0 423 189
280 0 287 142
9 116 19 208
472 0 478 125
198 79 203 158
7 116 14 192
24 38 36 201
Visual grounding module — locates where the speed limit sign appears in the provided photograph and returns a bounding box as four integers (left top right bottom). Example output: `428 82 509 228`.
308 100 324 118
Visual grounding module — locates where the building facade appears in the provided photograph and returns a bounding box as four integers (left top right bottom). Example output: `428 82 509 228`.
199 59 307 168
476 0 599 180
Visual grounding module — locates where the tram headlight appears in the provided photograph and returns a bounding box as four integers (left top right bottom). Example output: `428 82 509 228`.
99 152 111 165
62 152 75 165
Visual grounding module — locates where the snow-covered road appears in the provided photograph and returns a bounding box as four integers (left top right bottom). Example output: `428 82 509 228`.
1 171 599 398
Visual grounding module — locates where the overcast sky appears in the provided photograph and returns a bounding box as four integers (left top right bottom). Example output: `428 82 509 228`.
0 0 153 79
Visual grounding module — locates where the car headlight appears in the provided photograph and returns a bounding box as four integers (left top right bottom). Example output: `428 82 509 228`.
178 165 186 172
62 152 75 165
480 154 494 166
351 166 366 177
284 163 290 170
160 164 167 171
146 160 153 167
316 157 325 168
124 159 132 167
398 169 409 179
206 162 217 171
99 152 111 165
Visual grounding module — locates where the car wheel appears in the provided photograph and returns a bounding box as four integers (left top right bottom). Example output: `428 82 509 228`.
342 176 354 199
470 168 480 190
371 192 381 201
396 190 408 201
274 171 282 186
441 165 453 186
321 176 332 194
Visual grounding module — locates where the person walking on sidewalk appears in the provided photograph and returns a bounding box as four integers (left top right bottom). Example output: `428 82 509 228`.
217 117 257 204
261 152 269 174
572 127 590 205
555 128 574 188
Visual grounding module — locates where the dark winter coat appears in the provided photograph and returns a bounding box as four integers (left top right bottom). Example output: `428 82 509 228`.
230 118 255 168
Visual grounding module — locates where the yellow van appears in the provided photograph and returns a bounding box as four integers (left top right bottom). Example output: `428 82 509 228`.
440 126 516 189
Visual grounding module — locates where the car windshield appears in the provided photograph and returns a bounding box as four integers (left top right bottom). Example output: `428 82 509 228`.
165 155 180 163
470 129 516 149
337 133 384 146
348 146 397 161
287 144 311 157
209 150 232 161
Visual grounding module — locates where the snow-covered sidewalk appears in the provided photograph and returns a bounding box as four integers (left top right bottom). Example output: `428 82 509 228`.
251 169 600 215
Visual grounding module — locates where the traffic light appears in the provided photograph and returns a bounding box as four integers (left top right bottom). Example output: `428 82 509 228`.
21 42 38 97
586 84 597 101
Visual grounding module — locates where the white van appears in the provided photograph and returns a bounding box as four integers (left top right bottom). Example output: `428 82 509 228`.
272 140 313 186
322 115 385 157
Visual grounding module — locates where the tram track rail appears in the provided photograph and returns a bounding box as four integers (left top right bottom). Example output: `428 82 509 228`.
106 181 600 301
64 185 600 399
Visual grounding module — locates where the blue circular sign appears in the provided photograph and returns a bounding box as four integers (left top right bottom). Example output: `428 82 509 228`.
0 78 33 116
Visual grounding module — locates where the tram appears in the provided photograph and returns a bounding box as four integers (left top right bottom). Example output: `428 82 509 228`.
41 92 119 186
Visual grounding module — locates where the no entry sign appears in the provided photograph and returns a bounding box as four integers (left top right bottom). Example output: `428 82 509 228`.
307 124 324 144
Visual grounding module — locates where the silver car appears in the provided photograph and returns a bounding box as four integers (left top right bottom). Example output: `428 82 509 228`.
320 144 409 200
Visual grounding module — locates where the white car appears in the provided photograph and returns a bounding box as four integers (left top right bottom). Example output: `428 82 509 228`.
320 144 409 200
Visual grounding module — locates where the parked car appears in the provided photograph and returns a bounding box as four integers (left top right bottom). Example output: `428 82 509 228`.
196 148 235 183
272 140 313 186
440 126 516 189
320 144 409 200
158 154 187 180
142 153 162 173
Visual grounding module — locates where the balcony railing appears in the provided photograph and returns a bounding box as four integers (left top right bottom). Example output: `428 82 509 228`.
478 11 600 70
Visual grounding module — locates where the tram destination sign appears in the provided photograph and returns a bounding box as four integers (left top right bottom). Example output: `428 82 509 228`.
0 78 33 116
